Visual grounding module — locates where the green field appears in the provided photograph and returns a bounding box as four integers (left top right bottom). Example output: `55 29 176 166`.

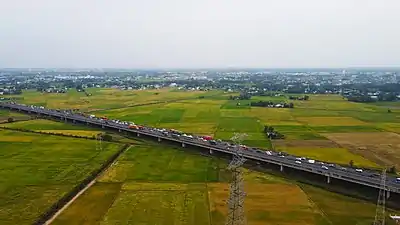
0 129 122 225
3 89 400 224
1 119 92 131
7 89 400 168
0 109 31 122
52 144 397 225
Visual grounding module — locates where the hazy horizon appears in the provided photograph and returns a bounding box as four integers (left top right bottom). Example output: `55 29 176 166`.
1 0 400 68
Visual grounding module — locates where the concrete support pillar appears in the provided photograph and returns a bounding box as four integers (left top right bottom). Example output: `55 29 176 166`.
73 120 76 124
118 129 121 132
137 133 140 137
101 125 105 129
182 142 186 148
327 175 331 184
158 137 161 142
280 164 284 172
387 190 390 199
209 149 213 154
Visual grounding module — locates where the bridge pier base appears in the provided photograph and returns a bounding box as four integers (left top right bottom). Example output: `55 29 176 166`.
182 142 186 148
73 120 76 124
327 175 331 184
137 133 140 137
209 149 213 154
158 137 161 142
118 129 121 132
101 125 105 128
280 164 284 172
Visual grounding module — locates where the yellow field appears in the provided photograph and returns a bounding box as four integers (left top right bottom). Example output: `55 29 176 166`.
296 117 367 126
37 130 103 137
159 122 217 135
10 88 209 111
7 89 400 170
274 146 378 168
323 132 400 168
208 183 317 225
248 108 300 125
272 140 339 148
376 123 400 133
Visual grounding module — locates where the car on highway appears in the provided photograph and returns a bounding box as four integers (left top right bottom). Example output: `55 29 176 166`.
369 173 380 178
322 166 329 170
396 178 400 183
295 161 301 164
355 169 363 173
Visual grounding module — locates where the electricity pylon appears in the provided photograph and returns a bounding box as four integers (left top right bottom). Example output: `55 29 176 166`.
374 168 387 225
96 133 103 152
226 133 248 225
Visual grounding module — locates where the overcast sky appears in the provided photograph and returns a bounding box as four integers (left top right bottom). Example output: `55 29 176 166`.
1 0 399 68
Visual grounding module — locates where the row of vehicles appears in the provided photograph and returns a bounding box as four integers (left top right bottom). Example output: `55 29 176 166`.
5 102 400 185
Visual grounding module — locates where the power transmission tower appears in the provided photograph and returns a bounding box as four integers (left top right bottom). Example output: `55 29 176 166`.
96 133 103 152
226 133 248 225
374 168 387 225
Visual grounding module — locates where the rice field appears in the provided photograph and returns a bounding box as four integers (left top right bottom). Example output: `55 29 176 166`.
0 129 122 225
4 89 400 224
7 88 211 111
1 119 92 131
0 119 102 137
323 132 400 168
52 144 392 225
0 109 31 122
7 88 400 168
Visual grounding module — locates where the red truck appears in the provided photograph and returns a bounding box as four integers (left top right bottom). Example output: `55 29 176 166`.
202 135 213 141
128 125 139 129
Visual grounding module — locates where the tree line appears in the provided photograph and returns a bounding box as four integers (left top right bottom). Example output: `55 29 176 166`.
263 126 285 139
251 101 294 108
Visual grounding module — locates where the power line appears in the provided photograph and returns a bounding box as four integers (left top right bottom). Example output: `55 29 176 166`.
226 133 247 225
374 168 387 225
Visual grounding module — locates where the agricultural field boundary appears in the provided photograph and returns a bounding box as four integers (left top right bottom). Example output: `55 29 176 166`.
0 117 32 124
34 144 130 225
0 126 101 141
86 95 211 113
298 185 333 225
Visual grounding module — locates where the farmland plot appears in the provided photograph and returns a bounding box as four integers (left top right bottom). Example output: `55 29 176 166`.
0 129 122 225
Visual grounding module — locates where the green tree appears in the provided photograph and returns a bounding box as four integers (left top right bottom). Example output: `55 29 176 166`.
349 160 354 167
102 134 113 142
7 117 14 123
388 166 397 174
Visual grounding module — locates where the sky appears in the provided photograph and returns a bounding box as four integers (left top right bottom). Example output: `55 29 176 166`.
1 0 399 68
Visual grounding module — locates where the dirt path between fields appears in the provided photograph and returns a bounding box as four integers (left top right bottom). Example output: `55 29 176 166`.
43 179 97 225
39 145 130 225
